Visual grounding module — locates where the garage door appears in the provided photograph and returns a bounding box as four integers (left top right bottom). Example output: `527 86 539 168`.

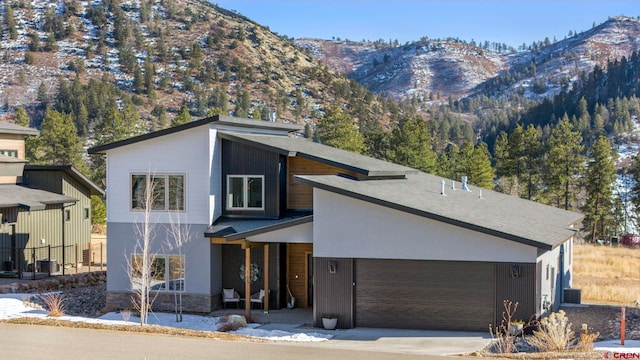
355 259 495 331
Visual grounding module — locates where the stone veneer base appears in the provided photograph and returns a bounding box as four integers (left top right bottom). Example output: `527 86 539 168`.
106 291 219 313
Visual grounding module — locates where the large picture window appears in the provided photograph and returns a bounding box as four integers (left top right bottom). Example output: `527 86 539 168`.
131 174 185 211
227 175 264 210
131 254 185 292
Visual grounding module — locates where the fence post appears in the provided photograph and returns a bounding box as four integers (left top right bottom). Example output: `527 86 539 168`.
47 244 51 277
31 247 35 280
100 243 104 271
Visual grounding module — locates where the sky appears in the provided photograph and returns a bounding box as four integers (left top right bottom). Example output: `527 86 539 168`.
213 1 639 48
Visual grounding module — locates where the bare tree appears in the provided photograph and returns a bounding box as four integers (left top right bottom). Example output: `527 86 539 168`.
126 173 158 325
165 213 192 322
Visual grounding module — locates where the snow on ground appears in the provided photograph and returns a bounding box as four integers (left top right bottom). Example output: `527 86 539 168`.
2 293 638 350
0 293 332 342
594 339 640 351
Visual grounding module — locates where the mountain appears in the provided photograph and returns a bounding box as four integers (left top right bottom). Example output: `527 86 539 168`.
294 16 640 104
0 0 396 128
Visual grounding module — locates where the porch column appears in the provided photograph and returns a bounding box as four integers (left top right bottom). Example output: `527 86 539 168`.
244 245 251 319
263 244 269 313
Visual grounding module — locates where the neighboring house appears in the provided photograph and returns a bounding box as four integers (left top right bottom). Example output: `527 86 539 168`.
89 115 582 331
0 122 104 275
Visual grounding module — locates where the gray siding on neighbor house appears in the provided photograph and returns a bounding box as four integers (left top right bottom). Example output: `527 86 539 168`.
313 257 354 329
23 170 93 247
354 259 495 331
221 140 280 217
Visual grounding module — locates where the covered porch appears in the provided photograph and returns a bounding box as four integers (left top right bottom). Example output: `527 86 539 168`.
205 214 314 319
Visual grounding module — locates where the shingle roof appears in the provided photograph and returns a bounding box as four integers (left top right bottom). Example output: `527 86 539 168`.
23 165 105 196
295 173 583 250
218 131 418 177
205 212 313 241
0 184 77 211
88 115 302 154
0 122 39 136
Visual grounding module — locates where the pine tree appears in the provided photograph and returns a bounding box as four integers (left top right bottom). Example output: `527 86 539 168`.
467 142 495 189
543 116 584 209
4 5 18 40
14 107 38 161
582 136 617 242
521 124 542 200
315 106 364 154
172 105 192 126
37 108 85 170
386 116 436 173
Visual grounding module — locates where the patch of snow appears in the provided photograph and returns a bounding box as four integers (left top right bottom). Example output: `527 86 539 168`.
594 339 640 351
0 293 332 342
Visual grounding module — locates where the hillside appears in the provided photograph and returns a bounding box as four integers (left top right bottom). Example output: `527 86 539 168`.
295 16 640 104
0 0 396 128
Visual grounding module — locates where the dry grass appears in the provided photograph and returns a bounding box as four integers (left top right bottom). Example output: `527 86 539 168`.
572 243 640 305
39 293 66 317
0 317 261 342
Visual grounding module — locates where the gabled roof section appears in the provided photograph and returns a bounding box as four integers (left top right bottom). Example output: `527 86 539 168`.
205 213 313 241
295 173 583 250
23 165 105 196
88 115 302 154
0 184 77 211
0 122 39 136
218 131 418 177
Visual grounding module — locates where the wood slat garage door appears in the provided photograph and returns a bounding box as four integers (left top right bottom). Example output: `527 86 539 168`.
355 259 495 331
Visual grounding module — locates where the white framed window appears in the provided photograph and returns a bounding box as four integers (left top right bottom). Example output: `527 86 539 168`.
131 254 185 292
131 173 185 211
226 175 264 210
0 149 17 157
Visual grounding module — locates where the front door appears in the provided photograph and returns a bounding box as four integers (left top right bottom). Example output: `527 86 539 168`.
286 243 313 307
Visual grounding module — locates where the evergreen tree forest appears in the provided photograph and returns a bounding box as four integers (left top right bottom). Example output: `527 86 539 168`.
3 0 639 241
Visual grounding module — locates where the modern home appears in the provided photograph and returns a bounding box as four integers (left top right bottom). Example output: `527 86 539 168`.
89 115 583 331
0 122 104 275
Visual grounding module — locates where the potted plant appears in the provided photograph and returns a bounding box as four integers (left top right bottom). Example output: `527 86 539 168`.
322 315 337 330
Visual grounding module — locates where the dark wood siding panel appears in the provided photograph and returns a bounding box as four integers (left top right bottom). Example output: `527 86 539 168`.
494 263 536 325
286 157 359 210
220 243 281 309
287 243 312 308
355 259 495 331
222 140 280 217
313 257 353 329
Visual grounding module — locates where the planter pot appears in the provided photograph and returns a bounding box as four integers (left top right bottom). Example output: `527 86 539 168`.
509 323 523 335
322 317 337 330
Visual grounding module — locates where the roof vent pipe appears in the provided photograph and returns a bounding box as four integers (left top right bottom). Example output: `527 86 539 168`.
479 189 483 199
451 180 456 191
461 176 471 192
441 179 446 196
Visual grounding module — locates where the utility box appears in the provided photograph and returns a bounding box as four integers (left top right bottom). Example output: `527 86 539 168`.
37 259 57 273
563 288 581 304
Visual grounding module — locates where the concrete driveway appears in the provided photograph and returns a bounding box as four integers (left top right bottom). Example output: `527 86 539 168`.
217 308 493 355
259 323 492 355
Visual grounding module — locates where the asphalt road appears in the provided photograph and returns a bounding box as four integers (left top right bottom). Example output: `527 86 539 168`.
0 324 448 360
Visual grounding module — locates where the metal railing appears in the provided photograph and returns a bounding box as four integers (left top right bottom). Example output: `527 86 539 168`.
0 242 106 279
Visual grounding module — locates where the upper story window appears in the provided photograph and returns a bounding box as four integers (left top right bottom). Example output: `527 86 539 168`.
0 150 17 157
227 175 264 210
131 173 185 211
